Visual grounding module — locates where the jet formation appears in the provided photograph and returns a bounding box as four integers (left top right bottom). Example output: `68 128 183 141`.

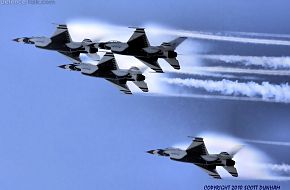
14 24 187 94
14 24 243 179
147 137 242 179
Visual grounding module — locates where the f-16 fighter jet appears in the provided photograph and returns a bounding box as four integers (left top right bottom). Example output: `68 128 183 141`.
96 28 187 73
58 52 148 95
13 24 98 62
147 137 242 179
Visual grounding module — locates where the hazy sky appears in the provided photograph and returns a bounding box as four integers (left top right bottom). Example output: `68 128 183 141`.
1 0 290 189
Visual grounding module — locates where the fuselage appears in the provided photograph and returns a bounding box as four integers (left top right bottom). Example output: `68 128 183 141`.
15 36 93 53
150 148 235 167
97 41 177 59
61 63 145 82
83 69 131 81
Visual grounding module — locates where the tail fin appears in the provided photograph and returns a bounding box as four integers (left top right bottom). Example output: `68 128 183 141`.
51 24 72 44
161 37 187 51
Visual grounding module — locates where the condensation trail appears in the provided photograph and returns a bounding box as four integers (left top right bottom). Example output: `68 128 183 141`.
198 55 290 70
244 139 290 146
265 164 290 173
227 31 290 39
190 66 290 76
163 70 261 80
147 27 290 46
162 78 290 103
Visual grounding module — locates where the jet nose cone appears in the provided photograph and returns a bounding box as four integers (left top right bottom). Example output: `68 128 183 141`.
146 150 155 154
13 38 20 42
58 65 66 69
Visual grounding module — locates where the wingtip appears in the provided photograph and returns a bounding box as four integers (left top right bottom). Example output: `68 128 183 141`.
124 92 133 95
52 23 68 28
128 26 145 30
187 136 203 140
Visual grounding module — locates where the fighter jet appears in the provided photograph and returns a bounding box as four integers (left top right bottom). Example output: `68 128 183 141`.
58 52 148 95
13 24 98 62
147 137 243 179
96 27 187 73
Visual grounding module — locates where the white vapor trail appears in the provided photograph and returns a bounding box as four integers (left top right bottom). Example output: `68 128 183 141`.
147 27 290 46
227 31 290 39
243 139 290 146
199 55 290 70
162 78 290 103
190 66 290 76
135 73 269 102
262 164 290 174
163 69 238 79
138 92 275 103
163 67 261 80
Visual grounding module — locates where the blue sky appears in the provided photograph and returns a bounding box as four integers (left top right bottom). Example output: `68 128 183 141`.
1 0 290 189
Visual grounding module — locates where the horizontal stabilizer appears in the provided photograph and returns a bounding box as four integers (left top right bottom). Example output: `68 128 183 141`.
164 58 180 70
195 164 221 179
106 79 132 95
223 166 238 177
133 81 148 92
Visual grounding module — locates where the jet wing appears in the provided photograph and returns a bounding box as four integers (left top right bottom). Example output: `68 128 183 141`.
195 164 221 179
132 81 148 92
223 166 238 177
58 51 81 63
186 137 209 156
106 79 132 95
127 28 150 48
136 57 163 73
51 24 72 44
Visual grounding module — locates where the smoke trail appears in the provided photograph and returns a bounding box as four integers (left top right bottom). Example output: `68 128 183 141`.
162 78 290 103
262 164 290 174
199 55 290 70
162 68 238 79
243 139 290 146
147 27 290 46
137 92 275 103
134 73 287 103
133 72 270 102
189 66 290 76
227 31 290 39
162 67 262 80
